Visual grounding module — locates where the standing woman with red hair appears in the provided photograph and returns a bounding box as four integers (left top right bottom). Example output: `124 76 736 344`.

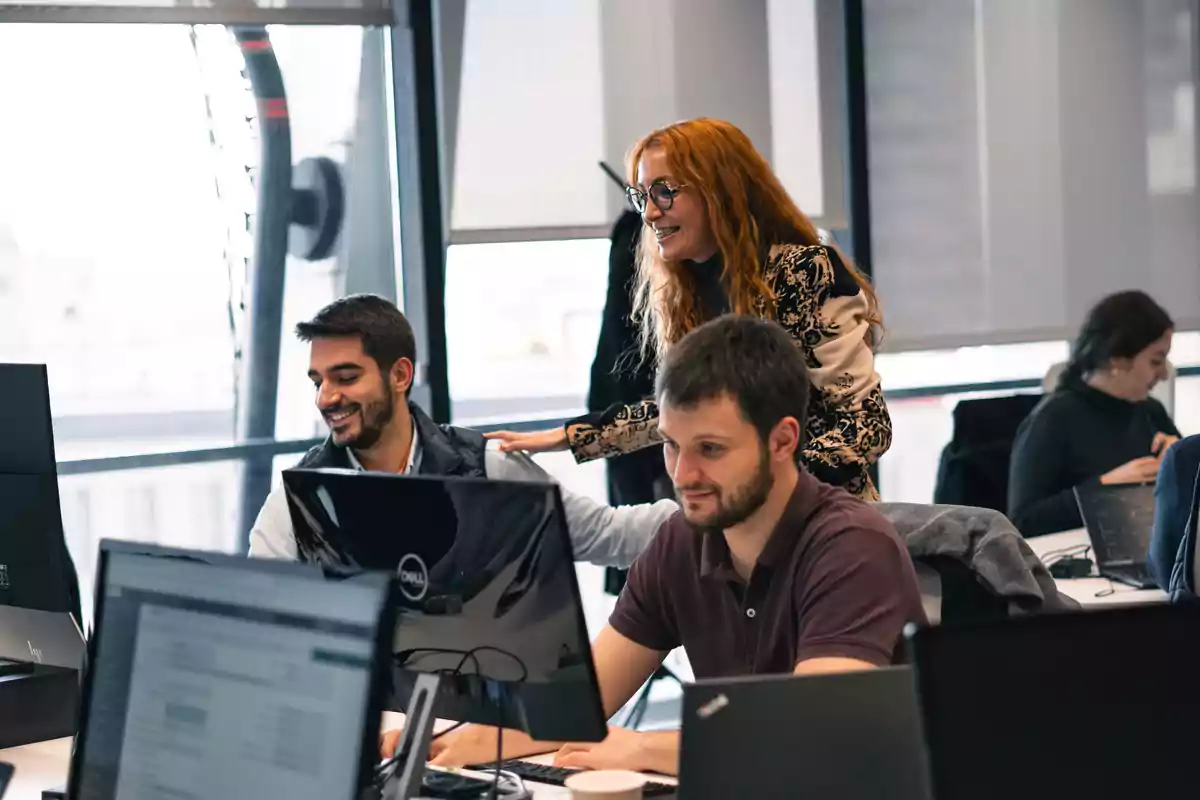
488 118 891 499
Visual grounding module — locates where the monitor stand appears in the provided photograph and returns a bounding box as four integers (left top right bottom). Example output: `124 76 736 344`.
378 674 531 800
381 673 442 800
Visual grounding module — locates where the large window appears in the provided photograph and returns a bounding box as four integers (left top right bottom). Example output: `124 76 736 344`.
0 24 382 614
876 333 1200 504
0 25 236 456
445 237 611 425
0 25 241 601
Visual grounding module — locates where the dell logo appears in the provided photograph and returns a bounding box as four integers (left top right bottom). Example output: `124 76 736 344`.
27 641 42 664
396 553 429 602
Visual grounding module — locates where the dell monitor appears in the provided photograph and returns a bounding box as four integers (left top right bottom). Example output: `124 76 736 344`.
907 603 1200 800
282 469 608 799
67 539 397 800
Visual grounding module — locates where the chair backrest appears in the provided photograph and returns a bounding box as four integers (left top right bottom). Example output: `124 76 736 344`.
1044 360 1176 416
933 394 1042 513
880 502 1080 622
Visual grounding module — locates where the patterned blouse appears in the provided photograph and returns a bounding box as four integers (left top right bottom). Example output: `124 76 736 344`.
565 243 892 500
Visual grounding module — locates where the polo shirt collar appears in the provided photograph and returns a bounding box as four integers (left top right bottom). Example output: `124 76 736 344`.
698 470 822 581
345 419 421 474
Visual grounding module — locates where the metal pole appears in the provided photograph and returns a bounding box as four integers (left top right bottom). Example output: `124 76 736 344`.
233 27 292 549
841 0 883 492
391 0 452 423
842 0 874 278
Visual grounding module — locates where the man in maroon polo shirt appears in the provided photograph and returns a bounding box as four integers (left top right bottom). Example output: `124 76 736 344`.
385 315 926 775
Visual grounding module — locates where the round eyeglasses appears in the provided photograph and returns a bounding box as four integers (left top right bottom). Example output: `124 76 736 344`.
625 180 689 215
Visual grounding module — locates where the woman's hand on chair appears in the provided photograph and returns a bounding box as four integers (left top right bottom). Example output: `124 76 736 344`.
484 428 569 454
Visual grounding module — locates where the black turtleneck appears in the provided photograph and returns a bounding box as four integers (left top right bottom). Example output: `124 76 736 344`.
1007 380 1180 536
691 254 729 320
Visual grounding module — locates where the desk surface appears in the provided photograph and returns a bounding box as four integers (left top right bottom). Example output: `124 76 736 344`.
2 736 68 800
1029 528 1168 607
0 713 677 800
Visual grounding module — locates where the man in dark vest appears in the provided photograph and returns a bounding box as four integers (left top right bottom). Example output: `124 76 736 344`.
248 294 676 567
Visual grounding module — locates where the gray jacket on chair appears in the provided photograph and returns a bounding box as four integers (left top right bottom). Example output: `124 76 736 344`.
877 502 1080 618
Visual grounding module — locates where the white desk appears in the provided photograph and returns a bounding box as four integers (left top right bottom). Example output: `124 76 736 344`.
1029 528 1168 607
0 713 678 799
2 737 69 800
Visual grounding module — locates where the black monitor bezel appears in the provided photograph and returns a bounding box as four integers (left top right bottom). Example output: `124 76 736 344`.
66 539 398 800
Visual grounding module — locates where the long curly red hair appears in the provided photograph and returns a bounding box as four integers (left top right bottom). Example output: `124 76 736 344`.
628 118 882 364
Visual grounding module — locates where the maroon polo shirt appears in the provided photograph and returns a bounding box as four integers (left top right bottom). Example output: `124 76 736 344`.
609 469 927 678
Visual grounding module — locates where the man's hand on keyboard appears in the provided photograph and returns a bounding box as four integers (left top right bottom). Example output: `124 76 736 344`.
553 726 663 774
379 725 549 767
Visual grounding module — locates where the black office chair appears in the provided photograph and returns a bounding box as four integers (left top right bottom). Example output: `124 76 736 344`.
934 393 1042 513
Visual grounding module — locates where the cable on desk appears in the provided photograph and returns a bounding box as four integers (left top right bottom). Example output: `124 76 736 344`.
1093 579 1142 599
1040 544 1091 567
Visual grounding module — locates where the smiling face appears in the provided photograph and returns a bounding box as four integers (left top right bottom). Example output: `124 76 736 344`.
659 392 797 531
307 335 410 449
635 147 718 263
1108 329 1173 402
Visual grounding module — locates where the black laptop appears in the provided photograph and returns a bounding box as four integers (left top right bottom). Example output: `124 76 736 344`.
1073 481 1158 588
678 667 932 799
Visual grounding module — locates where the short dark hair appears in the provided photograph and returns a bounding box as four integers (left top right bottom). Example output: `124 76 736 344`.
655 315 810 443
1062 290 1173 387
295 294 417 390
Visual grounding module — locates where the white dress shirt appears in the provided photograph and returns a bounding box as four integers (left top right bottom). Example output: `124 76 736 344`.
248 424 677 569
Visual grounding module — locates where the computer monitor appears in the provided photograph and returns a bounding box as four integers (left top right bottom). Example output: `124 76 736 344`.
906 604 1200 800
0 364 82 668
0 472 74 615
282 470 608 797
0 363 58 474
66 540 397 800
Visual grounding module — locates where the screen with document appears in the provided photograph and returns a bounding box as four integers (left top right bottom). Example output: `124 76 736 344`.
69 546 393 800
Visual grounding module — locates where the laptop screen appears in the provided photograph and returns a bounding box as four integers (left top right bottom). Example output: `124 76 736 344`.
71 550 388 800
1074 482 1156 566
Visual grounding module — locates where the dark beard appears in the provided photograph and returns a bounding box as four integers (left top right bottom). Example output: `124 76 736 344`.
679 444 773 532
344 383 396 450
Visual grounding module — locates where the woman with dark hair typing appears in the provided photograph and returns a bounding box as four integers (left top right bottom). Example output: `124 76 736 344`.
1008 291 1180 537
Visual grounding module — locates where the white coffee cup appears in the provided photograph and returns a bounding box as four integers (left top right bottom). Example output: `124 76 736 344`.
563 769 647 800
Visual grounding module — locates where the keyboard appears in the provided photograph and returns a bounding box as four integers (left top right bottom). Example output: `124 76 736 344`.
468 760 677 796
